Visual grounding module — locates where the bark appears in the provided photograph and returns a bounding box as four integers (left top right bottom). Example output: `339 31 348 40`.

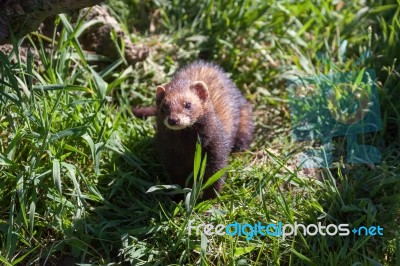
0 0 102 44
79 6 149 65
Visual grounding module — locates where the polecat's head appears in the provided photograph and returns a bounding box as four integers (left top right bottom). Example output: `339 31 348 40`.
156 80 209 130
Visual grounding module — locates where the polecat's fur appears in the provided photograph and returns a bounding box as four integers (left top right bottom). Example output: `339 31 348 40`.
155 61 253 199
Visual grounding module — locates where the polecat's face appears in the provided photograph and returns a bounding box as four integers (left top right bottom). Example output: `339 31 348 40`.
156 81 209 130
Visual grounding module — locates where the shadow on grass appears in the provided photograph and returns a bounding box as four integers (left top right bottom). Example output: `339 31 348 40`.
61 135 186 264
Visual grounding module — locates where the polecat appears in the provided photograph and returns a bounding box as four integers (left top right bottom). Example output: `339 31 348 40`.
155 61 253 199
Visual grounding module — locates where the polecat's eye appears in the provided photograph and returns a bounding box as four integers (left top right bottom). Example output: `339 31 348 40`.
184 102 192 109
162 103 170 113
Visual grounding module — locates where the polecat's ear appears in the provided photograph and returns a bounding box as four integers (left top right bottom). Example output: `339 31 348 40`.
191 81 209 102
156 86 166 103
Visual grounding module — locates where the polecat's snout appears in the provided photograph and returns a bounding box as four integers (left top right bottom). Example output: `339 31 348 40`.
167 117 179 126
163 115 191 130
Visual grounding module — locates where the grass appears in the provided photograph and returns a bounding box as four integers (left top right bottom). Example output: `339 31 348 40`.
0 0 400 265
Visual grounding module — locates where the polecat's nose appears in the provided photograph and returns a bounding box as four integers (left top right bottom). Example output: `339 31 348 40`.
168 118 180 126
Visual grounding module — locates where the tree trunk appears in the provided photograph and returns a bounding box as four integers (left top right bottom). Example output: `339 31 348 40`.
0 0 103 44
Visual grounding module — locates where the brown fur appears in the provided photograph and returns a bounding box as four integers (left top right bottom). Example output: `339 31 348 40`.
155 61 253 199
132 106 157 118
